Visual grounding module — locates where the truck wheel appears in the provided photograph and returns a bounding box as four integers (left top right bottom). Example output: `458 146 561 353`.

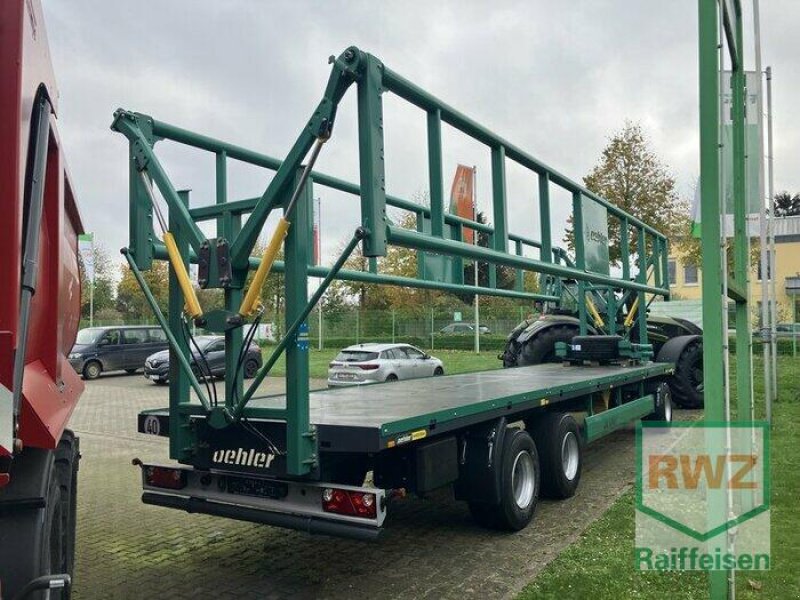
55 430 80 576
517 326 577 365
645 382 673 423
470 429 540 531
528 413 582 499
0 448 68 599
82 360 102 380
670 341 704 409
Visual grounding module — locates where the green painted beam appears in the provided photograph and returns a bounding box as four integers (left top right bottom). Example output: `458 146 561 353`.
584 395 654 443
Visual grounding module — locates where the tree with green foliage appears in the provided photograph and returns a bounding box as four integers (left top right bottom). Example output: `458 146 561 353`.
566 122 691 265
78 243 117 320
116 260 169 321
773 191 800 217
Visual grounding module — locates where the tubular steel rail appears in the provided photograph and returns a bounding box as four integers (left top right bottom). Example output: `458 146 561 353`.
113 46 670 476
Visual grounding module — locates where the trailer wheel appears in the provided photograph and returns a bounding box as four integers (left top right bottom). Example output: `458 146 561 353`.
528 413 582 499
645 382 673 423
82 360 102 380
517 326 577 366
470 428 540 531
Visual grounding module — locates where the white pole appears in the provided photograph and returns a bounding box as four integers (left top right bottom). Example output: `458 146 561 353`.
754 0 771 423
766 66 778 408
89 236 95 327
316 198 323 351
473 166 480 354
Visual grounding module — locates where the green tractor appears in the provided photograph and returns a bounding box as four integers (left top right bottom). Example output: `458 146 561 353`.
500 277 704 409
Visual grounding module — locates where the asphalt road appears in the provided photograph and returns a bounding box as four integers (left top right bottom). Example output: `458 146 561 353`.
68 371 695 599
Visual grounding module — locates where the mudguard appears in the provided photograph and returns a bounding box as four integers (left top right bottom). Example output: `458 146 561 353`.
655 334 702 364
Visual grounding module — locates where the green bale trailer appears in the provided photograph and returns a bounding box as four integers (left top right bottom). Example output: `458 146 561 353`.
118 46 696 538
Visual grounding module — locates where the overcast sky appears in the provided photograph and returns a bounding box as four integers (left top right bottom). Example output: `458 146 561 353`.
42 0 799 272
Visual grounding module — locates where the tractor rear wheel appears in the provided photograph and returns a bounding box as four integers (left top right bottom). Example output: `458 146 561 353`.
517 326 577 366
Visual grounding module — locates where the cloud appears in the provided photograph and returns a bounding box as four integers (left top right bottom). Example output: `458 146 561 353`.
42 0 799 272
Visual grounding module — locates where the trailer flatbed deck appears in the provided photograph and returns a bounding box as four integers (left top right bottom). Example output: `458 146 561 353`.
140 361 673 453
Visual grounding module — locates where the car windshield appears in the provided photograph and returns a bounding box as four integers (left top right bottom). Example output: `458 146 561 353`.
195 337 221 351
334 350 379 362
75 328 104 345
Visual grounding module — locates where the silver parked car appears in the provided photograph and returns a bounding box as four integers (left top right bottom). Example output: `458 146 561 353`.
327 343 444 387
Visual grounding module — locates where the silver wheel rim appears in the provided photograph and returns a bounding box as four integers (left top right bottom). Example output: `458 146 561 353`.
561 432 579 481
664 390 673 422
88 364 99 377
511 450 535 509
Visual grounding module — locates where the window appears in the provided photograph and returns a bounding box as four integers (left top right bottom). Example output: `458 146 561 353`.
403 347 425 359
122 329 148 344
684 264 698 285
668 260 677 285
334 350 379 362
205 340 225 353
101 330 120 345
149 328 167 342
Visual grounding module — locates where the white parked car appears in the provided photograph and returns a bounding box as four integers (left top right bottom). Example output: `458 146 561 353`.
327 343 444 387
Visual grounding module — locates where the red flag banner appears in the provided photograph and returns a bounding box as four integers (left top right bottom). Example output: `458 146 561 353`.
449 164 475 244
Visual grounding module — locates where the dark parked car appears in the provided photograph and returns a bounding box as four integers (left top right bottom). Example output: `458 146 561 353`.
439 322 490 335
69 325 169 380
143 335 262 385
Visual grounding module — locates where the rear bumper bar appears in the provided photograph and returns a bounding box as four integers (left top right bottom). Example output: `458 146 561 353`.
142 491 382 541
137 462 386 541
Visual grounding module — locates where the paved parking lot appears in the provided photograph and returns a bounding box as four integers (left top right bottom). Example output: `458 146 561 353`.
69 372 691 599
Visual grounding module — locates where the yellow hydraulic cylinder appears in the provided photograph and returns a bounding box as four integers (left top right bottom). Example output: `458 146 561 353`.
624 296 640 328
585 295 605 328
163 232 203 320
239 217 291 317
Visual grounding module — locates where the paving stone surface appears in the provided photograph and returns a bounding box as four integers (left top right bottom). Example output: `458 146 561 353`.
69 371 695 599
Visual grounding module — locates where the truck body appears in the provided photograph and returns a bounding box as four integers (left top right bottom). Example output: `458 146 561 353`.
0 1 84 596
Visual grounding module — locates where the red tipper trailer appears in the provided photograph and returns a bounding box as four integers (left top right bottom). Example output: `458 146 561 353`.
0 0 84 597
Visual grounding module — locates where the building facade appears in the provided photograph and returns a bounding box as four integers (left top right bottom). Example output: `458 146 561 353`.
668 215 800 324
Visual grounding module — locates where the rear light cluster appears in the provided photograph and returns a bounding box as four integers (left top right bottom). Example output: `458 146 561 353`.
322 487 377 519
145 466 187 490
328 362 379 370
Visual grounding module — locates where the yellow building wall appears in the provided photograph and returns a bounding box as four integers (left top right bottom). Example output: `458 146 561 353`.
669 240 800 321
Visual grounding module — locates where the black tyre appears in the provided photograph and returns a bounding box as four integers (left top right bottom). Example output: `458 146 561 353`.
433 367 444 376
125 368 138 374
517 326 578 366
0 448 67 599
243 359 259 379
82 360 102 380
385 374 398 382
153 378 168 386
670 341 704 409
55 430 80 578
499 319 535 368
471 428 540 531
528 413 582 499
645 382 673 422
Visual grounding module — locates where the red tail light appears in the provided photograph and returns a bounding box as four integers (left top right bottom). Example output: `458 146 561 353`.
145 466 187 490
358 364 379 370
322 488 377 519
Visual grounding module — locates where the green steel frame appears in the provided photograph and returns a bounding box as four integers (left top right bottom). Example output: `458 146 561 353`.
698 1 752 597
113 46 671 478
